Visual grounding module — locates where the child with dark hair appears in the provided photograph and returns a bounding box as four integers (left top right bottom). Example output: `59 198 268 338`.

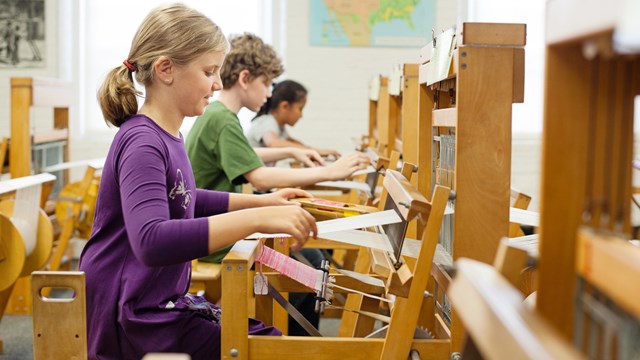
246 80 340 158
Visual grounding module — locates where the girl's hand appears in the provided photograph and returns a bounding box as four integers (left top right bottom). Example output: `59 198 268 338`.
255 205 317 249
291 148 325 167
326 152 371 180
318 148 341 159
261 188 313 206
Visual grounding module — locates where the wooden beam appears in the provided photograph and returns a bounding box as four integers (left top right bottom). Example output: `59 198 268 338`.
461 23 526 46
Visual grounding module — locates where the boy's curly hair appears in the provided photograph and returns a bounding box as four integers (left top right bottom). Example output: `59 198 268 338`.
221 33 284 89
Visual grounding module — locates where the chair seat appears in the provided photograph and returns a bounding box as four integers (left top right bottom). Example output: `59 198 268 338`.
191 262 221 281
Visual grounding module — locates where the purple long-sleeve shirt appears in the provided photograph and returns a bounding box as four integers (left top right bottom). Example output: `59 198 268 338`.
79 115 230 359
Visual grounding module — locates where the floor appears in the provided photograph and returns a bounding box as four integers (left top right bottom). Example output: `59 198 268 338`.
0 312 342 359
0 315 32 360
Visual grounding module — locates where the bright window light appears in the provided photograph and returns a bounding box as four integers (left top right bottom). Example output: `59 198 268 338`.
80 1 267 136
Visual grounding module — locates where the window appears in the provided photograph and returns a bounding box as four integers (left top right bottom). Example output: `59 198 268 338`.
469 0 545 133
79 0 269 136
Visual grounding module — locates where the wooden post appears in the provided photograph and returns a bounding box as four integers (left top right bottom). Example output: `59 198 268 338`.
10 78 33 178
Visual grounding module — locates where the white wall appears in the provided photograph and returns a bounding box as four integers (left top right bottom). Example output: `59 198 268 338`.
279 0 546 152
0 0 546 209
0 0 548 212
277 0 457 156
279 0 545 210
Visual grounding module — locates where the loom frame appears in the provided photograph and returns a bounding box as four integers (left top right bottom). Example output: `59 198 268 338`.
220 169 452 359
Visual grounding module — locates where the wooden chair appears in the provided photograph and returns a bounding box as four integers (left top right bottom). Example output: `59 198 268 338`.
48 161 103 272
189 260 222 303
31 271 87 360
220 169 452 359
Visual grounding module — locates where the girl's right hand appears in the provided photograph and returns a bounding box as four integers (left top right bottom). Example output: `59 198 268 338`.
255 205 317 251
291 148 325 167
318 148 341 158
326 152 371 180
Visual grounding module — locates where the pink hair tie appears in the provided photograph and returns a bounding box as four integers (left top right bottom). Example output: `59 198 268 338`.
123 59 137 72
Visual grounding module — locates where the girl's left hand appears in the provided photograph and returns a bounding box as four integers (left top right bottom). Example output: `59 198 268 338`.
262 188 313 206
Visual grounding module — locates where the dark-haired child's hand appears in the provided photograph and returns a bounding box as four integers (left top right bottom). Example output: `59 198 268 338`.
291 148 325 167
326 152 371 180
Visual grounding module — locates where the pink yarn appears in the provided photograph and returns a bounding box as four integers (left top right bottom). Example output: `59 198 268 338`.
255 245 320 291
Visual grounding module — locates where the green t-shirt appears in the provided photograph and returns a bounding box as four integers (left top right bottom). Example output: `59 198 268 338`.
186 101 264 262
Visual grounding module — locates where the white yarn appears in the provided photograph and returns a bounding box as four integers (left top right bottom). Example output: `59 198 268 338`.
0 173 54 256
12 184 41 256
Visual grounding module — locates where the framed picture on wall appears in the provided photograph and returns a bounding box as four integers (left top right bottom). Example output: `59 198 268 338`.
0 0 45 69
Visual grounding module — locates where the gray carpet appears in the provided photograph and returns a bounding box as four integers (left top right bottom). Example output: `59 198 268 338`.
0 286 75 359
0 315 33 360
0 312 341 359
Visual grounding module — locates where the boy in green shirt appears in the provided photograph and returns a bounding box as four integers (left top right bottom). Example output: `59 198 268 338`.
186 33 369 259
185 33 369 335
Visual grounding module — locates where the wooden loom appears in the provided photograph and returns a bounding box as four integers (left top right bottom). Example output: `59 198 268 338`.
4 77 75 315
349 58 517 345
416 22 527 353
375 75 401 159
365 73 400 161
319 159 415 304
442 1 640 358
534 0 640 357
301 152 395 211
260 160 411 331
386 60 532 239
0 174 55 354
447 241 583 360
296 149 400 218
220 169 451 359
189 154 396 307
190 146 396 307
296 155 388 205
366 75 380 152
380 64 420 241
10 77 74 183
